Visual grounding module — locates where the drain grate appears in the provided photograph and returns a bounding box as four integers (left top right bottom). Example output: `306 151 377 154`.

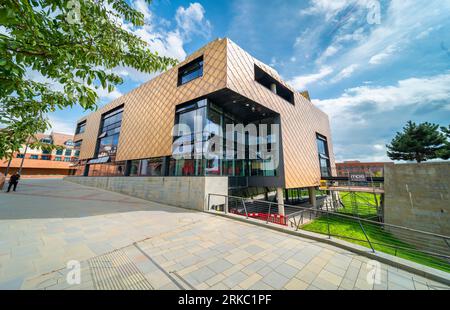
88 249 154 290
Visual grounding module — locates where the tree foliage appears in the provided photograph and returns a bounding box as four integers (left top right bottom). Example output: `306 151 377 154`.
436 125 450 160
0 0 177 159
386 121 448 163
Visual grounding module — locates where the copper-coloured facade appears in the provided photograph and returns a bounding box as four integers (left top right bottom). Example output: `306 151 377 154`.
74 38 335 189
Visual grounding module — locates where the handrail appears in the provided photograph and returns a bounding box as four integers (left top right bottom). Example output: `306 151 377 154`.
209 193 450 241
207 193 450 271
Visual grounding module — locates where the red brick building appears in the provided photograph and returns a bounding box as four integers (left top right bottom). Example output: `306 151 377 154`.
0 132 79 177
336 161 394 177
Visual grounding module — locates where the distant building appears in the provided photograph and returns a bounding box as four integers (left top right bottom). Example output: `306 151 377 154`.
0 132 79 177
336 161 394 177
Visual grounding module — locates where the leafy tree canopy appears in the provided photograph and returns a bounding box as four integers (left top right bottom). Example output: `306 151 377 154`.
386 121 449 163
0 0 177 158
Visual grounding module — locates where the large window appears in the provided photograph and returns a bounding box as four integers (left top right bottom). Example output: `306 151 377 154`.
178 56 203 86
96 106 123 159
172 99 278 177
75 121 86 134
316 134 331 177
88 161 126 177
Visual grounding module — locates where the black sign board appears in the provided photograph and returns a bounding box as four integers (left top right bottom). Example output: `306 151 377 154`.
350 174 367 182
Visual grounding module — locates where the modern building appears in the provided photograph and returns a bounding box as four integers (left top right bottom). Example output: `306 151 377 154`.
69 38 335 210
336 161 394 178
0 132 79 177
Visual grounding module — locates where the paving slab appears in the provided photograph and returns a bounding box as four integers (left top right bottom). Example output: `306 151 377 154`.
1 179 448 290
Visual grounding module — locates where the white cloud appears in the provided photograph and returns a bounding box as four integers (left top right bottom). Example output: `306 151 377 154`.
315 45 340 65
47 116 76 135
134 0 152 22
110 2 211 83
314 73 450 119
96 87 123 101
297 0 449 86
288 66 333 90
330 1 449 71
313 73 450 161
373 144 384 151
369 44 398 65
415 26 438 40
300 0 363 20
175 2 212 40
331 64 359 83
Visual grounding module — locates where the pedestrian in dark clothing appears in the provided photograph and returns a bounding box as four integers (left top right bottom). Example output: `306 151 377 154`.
7 172 20 192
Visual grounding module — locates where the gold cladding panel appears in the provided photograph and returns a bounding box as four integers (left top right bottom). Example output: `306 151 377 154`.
77 39 228 161
76 38 335 189
225 39 336 189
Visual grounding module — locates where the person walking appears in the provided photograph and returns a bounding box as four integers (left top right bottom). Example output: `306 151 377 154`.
7 172 20 193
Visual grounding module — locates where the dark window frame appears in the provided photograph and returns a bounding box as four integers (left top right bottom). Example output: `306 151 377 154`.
254 64 295 105
75 121 86 135
316 133 331 177
178 56 204 86
95 105 124 159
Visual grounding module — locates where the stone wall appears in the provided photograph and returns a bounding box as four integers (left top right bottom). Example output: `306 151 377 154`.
64 176 228 211
384 162 450 235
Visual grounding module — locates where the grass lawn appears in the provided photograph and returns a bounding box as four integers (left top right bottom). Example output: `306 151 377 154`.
302 214 450 273
337 191 380 219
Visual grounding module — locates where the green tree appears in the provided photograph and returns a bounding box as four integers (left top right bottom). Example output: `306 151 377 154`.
0 0 177 158
386 121 447 163
436 125 450 160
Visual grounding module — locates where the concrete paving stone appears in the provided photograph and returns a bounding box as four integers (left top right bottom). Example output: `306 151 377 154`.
210 282 230 290
317 269 343 287
243 245 265 255
0 276 25 290
206 273 226 287
261 271 290 289
238 273 263 290
207 259 233 274
387 272 415 290
243 260 267 275
311 276 340 290
354 277 374 290
248 281 274 290
339 278 356 290
323 263 347 277
222 271 248 288
222 264 245 277
1 179 448 291
257 266 274 277
276 263 299 279
306 284 322 290
267 258 285 269
284 277 309 290
187 266 216 283
295 269 318 284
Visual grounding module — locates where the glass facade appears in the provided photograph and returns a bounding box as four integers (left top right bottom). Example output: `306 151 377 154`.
88 161 126 177
171 99 279 177
78 99 280 178
96 107 123 160
316 134 331 177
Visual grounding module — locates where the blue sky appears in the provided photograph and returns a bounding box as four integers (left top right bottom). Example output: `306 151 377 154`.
49 0 450 162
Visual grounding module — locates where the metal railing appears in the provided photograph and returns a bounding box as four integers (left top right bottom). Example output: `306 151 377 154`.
207 193 450 272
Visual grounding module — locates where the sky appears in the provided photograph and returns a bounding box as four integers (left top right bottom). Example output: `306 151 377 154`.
48 0 450 162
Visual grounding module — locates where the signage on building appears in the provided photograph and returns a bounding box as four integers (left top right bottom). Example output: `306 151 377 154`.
350 174 367 182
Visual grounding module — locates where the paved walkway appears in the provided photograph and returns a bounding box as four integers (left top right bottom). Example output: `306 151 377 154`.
0 179 448 290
